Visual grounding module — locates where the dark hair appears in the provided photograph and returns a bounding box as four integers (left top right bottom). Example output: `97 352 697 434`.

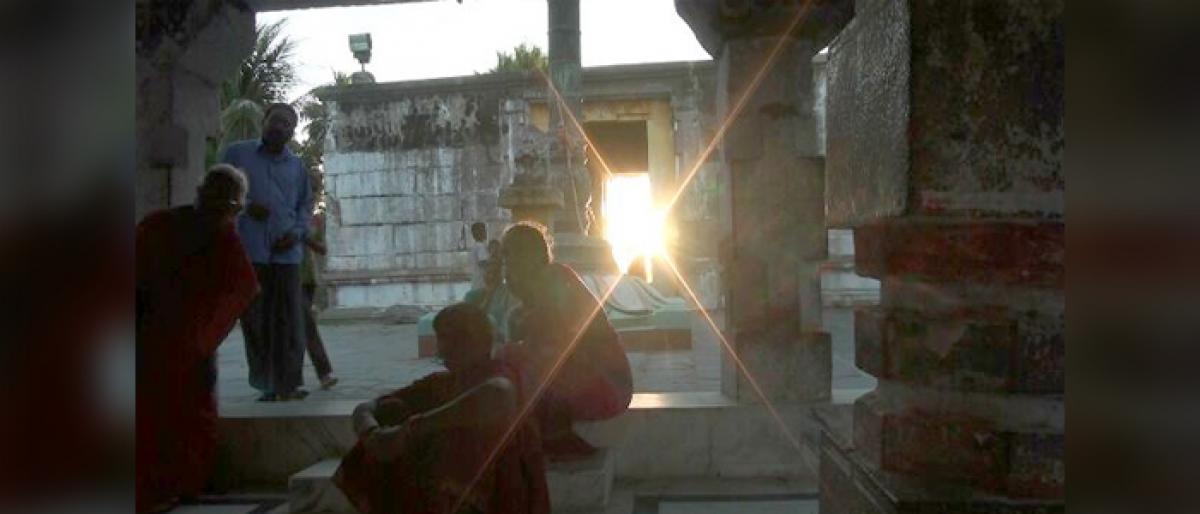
471 222 487 240
501 221 553 265
433 303 492 355
264 102 298 122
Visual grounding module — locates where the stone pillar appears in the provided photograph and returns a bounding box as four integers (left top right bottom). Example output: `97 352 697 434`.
135 1 254 221
546 0 592 235
674 0 852 403
821 0 1064 511
717 33 831 403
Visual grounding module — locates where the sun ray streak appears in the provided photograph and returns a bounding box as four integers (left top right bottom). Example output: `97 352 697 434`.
450 274 625 513
659 253 809 460
661 0 817 215
537 68 615 178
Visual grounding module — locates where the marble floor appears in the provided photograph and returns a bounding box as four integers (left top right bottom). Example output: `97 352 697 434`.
216 307 874 406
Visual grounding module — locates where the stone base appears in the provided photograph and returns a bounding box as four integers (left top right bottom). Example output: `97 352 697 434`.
288 450 614 514
815 405 1064 514
217 392 822 489
551 232 619 274
546 449 615 512
617 328 692 352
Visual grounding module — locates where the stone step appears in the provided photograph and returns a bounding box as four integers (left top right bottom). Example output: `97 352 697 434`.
288 449 614 514
546 448 614 512
288 459 350 514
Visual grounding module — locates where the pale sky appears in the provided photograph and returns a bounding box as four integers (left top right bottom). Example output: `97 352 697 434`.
258 0 712 103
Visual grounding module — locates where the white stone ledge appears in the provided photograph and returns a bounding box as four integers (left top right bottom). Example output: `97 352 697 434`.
212 391 869 489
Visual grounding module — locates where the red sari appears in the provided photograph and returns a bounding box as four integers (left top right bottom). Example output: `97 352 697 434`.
333 360 549 514
135 207 258 513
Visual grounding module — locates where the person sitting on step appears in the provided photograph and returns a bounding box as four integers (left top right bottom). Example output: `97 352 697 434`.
498 222 634 462
334 303 549 514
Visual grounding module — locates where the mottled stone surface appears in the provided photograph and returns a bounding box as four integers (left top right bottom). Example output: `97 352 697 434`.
826 0 1065 226
855 306 1064 394
714 32 832 403
907 0 1064 219
819 405 1064 514
824 0 911 228
135 1 254 221
815 1 1065 511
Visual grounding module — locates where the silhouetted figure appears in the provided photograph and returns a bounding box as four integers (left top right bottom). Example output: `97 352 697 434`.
301 207 337 389
136 165 259 513
334 303 549 514
464 249 518 351
500 222 633 461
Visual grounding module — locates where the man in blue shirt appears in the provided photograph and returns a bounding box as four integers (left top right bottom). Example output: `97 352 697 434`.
222 103 313 401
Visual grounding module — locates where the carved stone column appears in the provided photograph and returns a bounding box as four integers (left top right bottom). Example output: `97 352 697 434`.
136 0 255 220
820 1 1065 511
676 0 853 403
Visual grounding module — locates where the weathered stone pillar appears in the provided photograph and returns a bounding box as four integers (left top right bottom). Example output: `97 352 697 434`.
820 1 1064 511
135 1 254 221
677 0 852 403
546 0 592 235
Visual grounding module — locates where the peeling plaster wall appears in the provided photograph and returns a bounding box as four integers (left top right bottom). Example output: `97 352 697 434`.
322 89 511 308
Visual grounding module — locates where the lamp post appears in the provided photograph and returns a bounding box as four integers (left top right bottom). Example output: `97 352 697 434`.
347 33 375 84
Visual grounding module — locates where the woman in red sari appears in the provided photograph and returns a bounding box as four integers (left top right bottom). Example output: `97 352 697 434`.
136 165 260 513
499 222 633 460
335 303 549 514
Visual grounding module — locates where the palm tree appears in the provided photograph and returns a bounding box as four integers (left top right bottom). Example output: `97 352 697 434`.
218 19 298 148
296 71 351 173
486 43 548 74
293 71 351 213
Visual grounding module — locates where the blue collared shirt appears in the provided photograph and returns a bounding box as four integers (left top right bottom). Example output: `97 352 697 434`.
221 139 312 264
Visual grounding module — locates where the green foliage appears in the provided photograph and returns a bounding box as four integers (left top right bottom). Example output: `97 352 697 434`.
487 43 548 74
218 19 298 148
295 71 351 211
296 71 351 174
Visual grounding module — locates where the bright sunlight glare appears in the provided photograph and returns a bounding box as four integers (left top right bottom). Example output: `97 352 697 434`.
602 173 664 277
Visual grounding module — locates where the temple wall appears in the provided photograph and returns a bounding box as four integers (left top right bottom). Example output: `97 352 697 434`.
319 62 721 310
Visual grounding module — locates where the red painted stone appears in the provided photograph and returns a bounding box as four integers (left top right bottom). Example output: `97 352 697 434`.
854 307 1064 394
854 396 1064 499
855 219 1064 286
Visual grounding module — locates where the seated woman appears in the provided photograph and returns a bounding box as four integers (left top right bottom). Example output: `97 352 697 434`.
136 165 259 513
499 222 633 461
334 303 549 514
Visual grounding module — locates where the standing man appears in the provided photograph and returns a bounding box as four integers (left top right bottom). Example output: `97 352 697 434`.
222 103 313 402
